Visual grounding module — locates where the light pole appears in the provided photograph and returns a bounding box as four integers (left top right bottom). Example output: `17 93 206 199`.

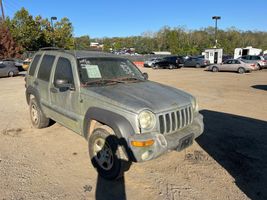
50 16 57 47
212 16 221 47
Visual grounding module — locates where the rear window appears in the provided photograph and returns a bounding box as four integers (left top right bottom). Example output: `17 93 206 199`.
37 55 55 82
28 55 41 76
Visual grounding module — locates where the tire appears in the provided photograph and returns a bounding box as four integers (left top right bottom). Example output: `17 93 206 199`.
195 63 201 68
89 128 131 180
237 67 245 74
169 64 175 70
212 66 219 72
29 97 50 128
8 71 15 77
152 64 160 70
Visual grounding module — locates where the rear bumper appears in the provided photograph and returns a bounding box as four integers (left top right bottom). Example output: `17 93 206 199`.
128 113 204 162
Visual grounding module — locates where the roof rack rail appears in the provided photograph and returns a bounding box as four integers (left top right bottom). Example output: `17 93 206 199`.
39 47 64 51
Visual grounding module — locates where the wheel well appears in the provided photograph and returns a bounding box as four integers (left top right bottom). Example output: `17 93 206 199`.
87 120 114 140
26 93 35 105
87 120 129 161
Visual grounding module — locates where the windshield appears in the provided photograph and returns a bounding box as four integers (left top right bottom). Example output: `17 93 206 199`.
77 57 145 85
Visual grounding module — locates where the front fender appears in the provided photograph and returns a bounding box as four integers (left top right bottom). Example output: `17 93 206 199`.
83 107 137 161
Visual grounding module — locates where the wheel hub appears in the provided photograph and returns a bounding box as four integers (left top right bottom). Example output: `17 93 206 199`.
93 138 114 170
31 104 38 123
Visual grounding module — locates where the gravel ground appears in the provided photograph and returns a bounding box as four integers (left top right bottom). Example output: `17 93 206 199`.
0 68 267 200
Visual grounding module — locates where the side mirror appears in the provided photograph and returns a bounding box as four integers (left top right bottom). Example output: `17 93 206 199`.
55 79 74 90
143 72 148 80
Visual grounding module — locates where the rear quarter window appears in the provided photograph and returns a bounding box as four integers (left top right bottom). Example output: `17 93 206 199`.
37 55 55 82
28 55 41 76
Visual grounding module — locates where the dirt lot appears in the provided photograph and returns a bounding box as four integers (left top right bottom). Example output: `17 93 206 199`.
0 68 267 200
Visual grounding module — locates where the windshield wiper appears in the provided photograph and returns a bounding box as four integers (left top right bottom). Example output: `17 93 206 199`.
117 77 144 82
83 79 125 86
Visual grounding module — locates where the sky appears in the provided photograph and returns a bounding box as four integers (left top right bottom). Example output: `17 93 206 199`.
2 0 267 38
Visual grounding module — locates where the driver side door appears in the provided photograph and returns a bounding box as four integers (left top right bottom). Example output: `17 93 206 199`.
49 55 81 133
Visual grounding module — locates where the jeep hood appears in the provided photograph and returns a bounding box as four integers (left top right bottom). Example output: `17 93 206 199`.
83 81 194 113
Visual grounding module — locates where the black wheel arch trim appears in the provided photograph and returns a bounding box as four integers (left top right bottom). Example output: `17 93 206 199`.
26 86 40 105
83 107 137 162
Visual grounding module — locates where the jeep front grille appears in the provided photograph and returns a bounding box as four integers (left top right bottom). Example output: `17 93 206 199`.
158 105 193 134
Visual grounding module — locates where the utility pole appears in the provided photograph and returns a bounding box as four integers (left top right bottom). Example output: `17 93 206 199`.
212 16 221 47
0 0 5 21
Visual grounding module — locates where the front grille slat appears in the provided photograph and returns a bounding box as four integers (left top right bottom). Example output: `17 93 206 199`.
163 114 167 134
158 105 193 135
171 112 176 131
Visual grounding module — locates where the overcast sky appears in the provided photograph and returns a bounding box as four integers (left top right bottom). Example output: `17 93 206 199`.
2 0 267 38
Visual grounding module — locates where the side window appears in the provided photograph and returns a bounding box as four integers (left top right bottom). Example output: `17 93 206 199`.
226 60 232 64
0 63 6 68
28 55 41 76
37 55 55 82
255 56 260 60
235 60 241 64
54 57 74 85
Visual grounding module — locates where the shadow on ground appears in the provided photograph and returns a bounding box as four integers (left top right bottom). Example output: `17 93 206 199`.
92 135 132 200
197 110 267 200
95 176 126 200
251 85 267 91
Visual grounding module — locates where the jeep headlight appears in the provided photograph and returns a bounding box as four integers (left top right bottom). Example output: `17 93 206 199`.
192 98 199 112
138 110 156 130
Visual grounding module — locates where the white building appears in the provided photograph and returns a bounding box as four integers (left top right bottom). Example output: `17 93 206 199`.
204 48 223 64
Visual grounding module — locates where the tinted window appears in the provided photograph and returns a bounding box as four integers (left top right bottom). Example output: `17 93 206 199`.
54 57 74 85
252 56 260 60
29 55 41 76
0 63 6 68
37 55 55 81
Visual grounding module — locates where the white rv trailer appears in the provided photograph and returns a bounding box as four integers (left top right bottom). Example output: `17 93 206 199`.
234 46 262 59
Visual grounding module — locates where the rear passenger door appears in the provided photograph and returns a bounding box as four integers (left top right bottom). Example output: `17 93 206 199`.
49 55 81 132
36 54 56 109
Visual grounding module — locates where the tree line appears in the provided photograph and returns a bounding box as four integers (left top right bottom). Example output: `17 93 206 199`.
99 26 267 55
1 7 267 59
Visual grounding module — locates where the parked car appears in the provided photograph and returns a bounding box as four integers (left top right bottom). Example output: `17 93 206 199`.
2 58 24 71
183 57 209 68
143 57 161 68
25 48 204 180
238 55 267 69
151 56 184 69
22 58 32 71
207 59 257 73
222 55 233 62
0 60 19 77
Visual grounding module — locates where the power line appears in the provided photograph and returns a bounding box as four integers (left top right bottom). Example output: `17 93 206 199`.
2 1 17 16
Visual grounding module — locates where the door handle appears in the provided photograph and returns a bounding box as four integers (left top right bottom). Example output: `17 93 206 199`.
50 87 59 93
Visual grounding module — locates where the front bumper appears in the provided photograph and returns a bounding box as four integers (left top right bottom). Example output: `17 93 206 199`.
128 113 204 162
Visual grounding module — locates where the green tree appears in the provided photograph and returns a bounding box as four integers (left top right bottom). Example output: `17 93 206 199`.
6 8 46 51
74 35 90 50
52 17 74 49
